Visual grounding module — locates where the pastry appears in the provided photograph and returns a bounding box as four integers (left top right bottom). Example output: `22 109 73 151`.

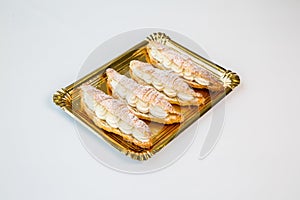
129 60 204 106
106 68 183 124
80 84 152 149
146 41 224 91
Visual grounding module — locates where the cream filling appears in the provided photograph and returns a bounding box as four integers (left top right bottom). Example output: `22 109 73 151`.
110 79 127 98
136 99 149 113
95 104 107 120
163 87 177 98
183 74 194 81
195 77 210 86
132 128 149 142
162 59 172 69
150 49 163 63
183 71 194 81
177 92 194 101
84 94 97 110
95 103 133 135
126 93 138 107
152 79 164 91
115 84 127 98
132 69 144 80
91 100 147 139
149 105 168 118
170 63 182 73
184 70 192 76
142 72 152 84
118 120 133 134
133 68 152 84
110 79 118 89
106 112 120 128
151 48 176 70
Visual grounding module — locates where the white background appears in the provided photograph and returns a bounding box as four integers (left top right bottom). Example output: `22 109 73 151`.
1 0 300 199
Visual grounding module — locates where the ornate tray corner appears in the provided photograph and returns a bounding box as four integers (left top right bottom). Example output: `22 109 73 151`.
124 150 153 161
221 70 241 90
146 32 170 44
53 89 72 109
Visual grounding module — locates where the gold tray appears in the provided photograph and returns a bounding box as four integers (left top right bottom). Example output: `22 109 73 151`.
53 32 240 161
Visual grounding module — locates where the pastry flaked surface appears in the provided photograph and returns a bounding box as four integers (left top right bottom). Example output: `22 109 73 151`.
106 68 183 124
129 60 205 106
146 41 224 91
80 84 152 149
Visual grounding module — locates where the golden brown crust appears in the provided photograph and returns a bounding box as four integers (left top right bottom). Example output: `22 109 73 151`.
79 89 152 149
146 42 224 91
81 95 152 149
129 68 204 106
106 68 184 124
106 68 176 113
146 52 166 70
106 80 184 124
128 60 205 106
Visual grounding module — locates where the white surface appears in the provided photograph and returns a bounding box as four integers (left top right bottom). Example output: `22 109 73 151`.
1 0 300 199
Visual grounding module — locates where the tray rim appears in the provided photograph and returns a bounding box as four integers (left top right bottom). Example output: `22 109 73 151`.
53 32 240 161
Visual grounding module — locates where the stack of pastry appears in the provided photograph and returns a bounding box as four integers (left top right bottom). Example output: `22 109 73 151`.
146 41 224 91
106 68 183 124
129 60 204 106
80 84 153 148
80 41 223 149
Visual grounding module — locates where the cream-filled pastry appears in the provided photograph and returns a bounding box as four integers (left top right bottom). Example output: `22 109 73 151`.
129 60 205 106
147 41 224 91
80 84 152 148
106 68 183 124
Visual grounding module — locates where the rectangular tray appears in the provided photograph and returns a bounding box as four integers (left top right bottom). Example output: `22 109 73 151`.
53 32 240 160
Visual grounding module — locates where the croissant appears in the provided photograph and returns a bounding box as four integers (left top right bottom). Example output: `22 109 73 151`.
147 41 224 91
106 68 183 124
80 84 152 148
129 60 205 106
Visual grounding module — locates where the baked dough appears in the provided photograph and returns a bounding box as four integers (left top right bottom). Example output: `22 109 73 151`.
80 84 152 149
129 60 205 106
106 68 183 124
147 41 224 91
